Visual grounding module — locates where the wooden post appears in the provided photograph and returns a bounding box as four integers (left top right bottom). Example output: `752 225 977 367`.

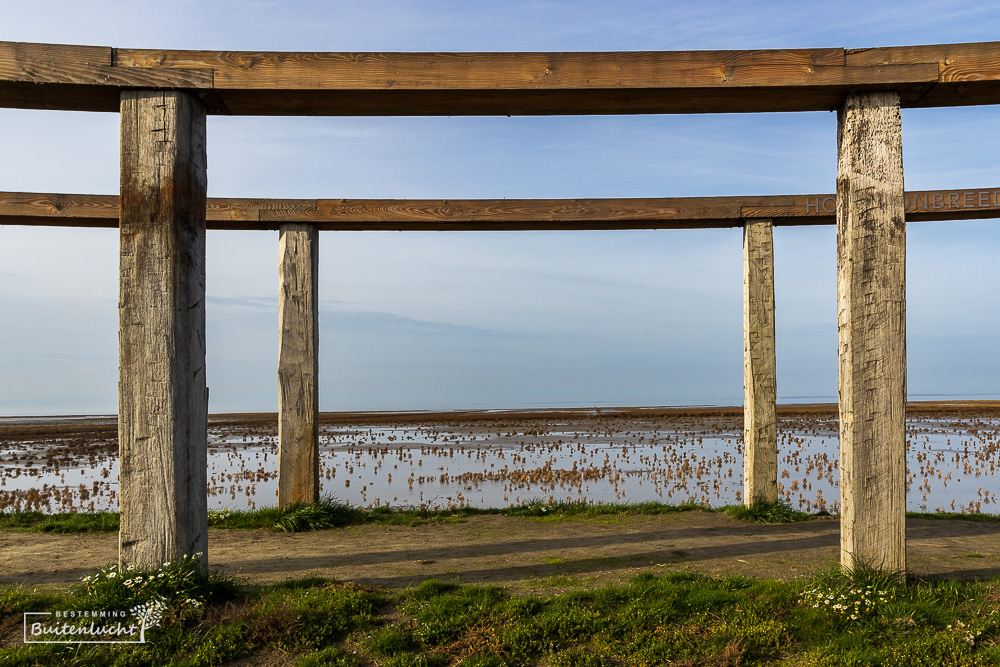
743 218 778 504
278 223 320 507
119 90 208 571
837 91 906 573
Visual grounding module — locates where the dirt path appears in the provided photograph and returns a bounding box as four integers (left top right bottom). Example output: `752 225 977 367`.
4 512 1000 592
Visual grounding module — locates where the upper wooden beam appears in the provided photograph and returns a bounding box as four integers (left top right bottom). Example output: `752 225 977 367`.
2 187 999 230
2 41 1000 115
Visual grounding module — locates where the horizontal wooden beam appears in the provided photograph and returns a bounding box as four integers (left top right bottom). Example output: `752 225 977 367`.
2 187 999 231
2 41 999 115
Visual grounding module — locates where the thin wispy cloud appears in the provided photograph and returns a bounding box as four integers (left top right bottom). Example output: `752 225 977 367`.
2 1 1000 413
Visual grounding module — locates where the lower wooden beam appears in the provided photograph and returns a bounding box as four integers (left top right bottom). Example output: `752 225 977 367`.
3 188 1000 230
743 219 778 504
278 223 320 507
118 90 208 571
837 91 907 573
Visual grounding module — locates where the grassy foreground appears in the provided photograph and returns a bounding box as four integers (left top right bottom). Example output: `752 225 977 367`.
4 501 1000 664
3 555 1000 666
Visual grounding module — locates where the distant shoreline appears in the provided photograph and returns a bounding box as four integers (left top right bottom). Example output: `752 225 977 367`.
3 399 1000 435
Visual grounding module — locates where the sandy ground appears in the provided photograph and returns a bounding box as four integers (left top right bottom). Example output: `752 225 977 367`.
4 512 1000 593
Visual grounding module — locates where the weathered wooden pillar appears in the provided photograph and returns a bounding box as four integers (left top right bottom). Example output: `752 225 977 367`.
837 91 906 572
278 223 320 507
119 90 208 571
743 218 778 504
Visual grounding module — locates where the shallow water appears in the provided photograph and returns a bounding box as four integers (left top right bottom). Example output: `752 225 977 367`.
2 412 999 514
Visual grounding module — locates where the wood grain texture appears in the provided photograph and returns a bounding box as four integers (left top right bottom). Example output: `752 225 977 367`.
293 197 743 230
846 41 1000 68
4 190 1000 229
1 41 997 114
846 43 1000 109
277 224 320 507
0 42 211 87
116 47 846 75
208 197 315 224
0 192 119 225
743 219 778 504
836 92 906 573
119 90 208 572
742 187 1000 224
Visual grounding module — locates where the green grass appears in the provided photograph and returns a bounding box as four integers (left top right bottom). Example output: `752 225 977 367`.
1 498 716 534
0 510 120 533
10 500 1000 536
272 496 366 532
4 563 1000 666
501 498 709 519
722 498 813 524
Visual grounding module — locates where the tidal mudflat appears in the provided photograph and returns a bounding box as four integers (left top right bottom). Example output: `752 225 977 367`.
2 403 999 515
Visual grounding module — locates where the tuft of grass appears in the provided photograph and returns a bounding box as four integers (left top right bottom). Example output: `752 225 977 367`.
802 563 901 627
77 553 243 618
297 646 366 666
366 626 419 656
722 498 811 524
278 582 382 649
208 505 287 529
273 496 365 533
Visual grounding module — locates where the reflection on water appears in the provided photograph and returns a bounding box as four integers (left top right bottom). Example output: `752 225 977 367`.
2 412 999 514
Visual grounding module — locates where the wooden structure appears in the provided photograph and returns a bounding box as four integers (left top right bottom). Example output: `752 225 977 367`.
118 90 209 569
742 219 777 504
836 93 908 571
3 187 1000 229
277 224 320 507
4 39 1000 573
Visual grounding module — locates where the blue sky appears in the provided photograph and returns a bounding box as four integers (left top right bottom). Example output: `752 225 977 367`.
2 1 1000 414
